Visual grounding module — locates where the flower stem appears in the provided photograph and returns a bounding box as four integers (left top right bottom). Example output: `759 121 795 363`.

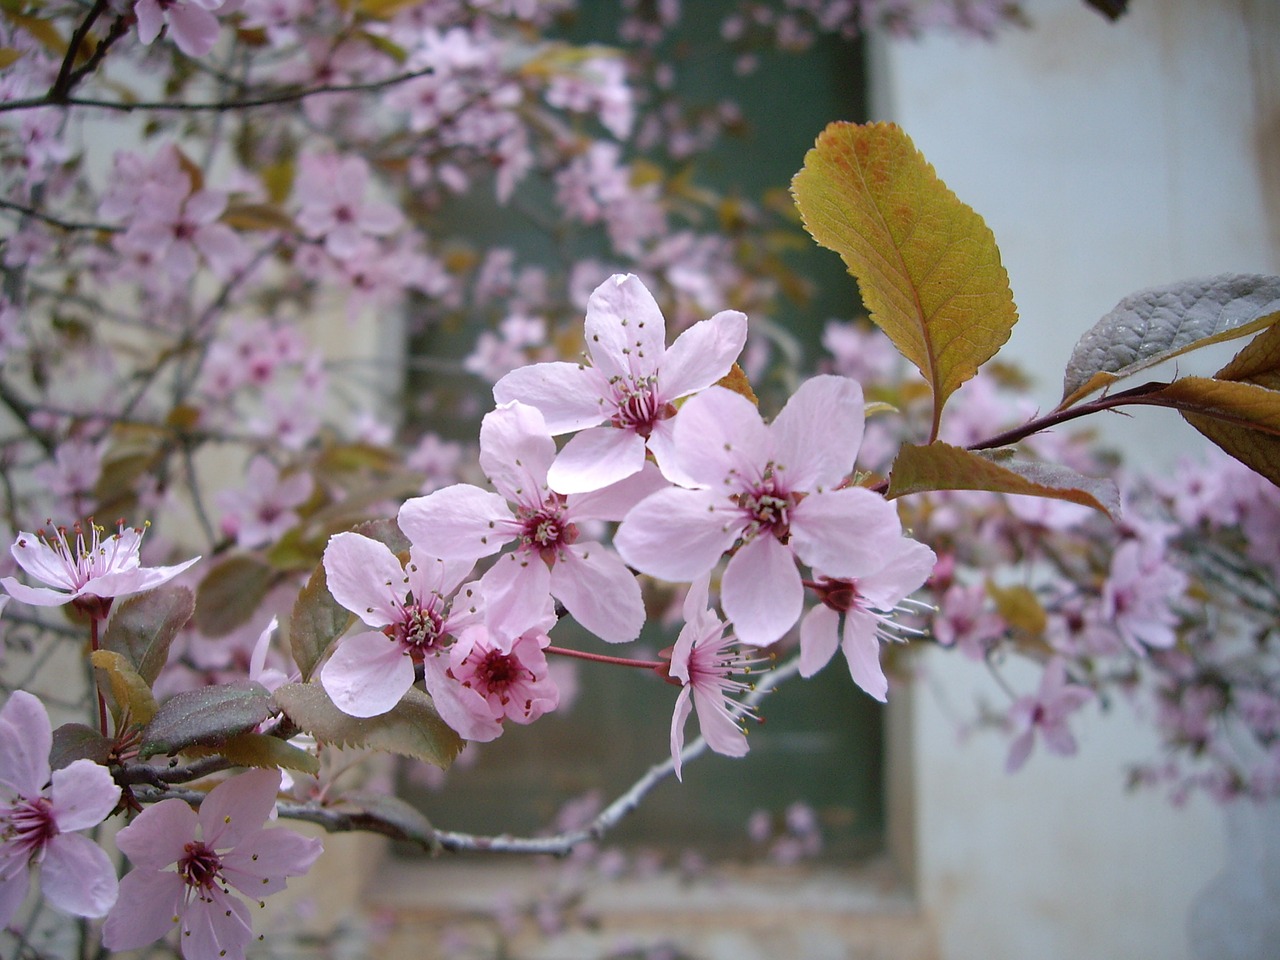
544 645 664 670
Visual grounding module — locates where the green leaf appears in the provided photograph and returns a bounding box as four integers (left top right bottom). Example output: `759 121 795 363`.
140 681 272 759
792 121 1018 438
102 585 194 685
183 731 320 775
1059 274 1280 409
220 201 297 232
885 441 1119 516
50 723 112 770
90 650 158 726
194 555 276 637
1145 377 1280 485
273 682 463 769
289 562 354 683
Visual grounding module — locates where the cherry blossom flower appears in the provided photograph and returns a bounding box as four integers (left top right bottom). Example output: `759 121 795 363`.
0 690 120 929
294 153 403 259
102 768 322 960
615 376 905 646
115 187 247 285
1 521 199 612
216 456 313 550
319 531 485 720
1100 540 1188 653
443 625 559 735
664 575 763 781
798 537 936 701
493 273 747 493
1005 659 1093 773
134 0 225 57
398 401 664 644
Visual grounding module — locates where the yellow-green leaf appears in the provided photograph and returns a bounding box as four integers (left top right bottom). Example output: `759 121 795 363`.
886 441 1118 516
220 201 297 232
90 650 158 726
0 47 24 70
1214 320 1280 391
184 732 320 775
985 581 1047 636
792 121 1018 438
1146 377 1280 485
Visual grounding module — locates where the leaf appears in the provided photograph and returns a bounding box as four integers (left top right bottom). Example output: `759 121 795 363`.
1214 320 1280 391
714 363 758 406
183 732 320 775
0 47 23 69
140 681 273 759
792 121 1018 437
885 441 1119 516
102 585 194 685
220 201 297 232
194 555 276 637
1059 274 1280 408
6 14 63 56
50 723 112 770
289 561 354 683
90 650 158 726
1144 377 1280 485
273 682 463 769
985 581 1047 636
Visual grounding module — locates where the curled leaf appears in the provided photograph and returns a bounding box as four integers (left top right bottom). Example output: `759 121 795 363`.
1144 377 1280 485
90 649 158 726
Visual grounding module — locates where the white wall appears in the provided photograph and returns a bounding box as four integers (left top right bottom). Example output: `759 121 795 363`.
873 1 1280 958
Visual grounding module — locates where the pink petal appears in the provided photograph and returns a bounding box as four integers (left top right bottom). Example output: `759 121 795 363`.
769 375 864 492
114 798 196 868
691 685 749 759
322 532 406 627
798 605 840 678
40 833 118 918
547 426 646 495
132 0 165 44
320 630 415 718
10 535 77 589
721 535 803 647
613 487 739 582
423 656 504 742
669 387 771 489
551 545 644 644
478 402 556 506
492 362 605 433
184 887 254 960
167 2 221 57
220 826 322 896
86 555 201 601
0 867 28 930
49 759 119 832
584 274 667 381
398 484 515 561
102 867 185 951
478 552 553 644
841 610 888 702
405 548 474 606
0 577 74 607
670 686 693 781
0 690 51 796
1005 729 1036 774
789 488 902 578
657 309 748 400
199 768 280 850
567 461 669 522
852 538 937 609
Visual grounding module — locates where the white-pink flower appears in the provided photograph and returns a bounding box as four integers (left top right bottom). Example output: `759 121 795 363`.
1100 540 1188 653
319 531 484 720
0 691 120 929
615 376 905 647
492 273 747 494
294 153 403 259
102 769 322 960
665 575 762 781
398 401 663 645
1005 659 1093 773
1 521 199 611
216 456 313 550
443 625 559 735
798 537 936 701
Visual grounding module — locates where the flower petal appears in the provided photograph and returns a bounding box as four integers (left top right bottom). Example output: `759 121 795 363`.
841 610 888 702
789 488 903 578
479 402 557 507
584 274 667 381
114 797 196 868
0 690 51 796
657 309 748 401
721 535 803 647
670 686 693 781
478 552 553 645
220 825 322 897
41 833 118 918
320 630 416 718
691 685 749 760
614 487 740 582
49 759 119 832
669 386 771 489
547 427 646 495
398 484 515 561
101 867 185 951
0 577 75 606
423 657 504 742
184 887 255 960
551 546 644 644
199 768 281 850
567 461 669 522
322 533 407 627
493 362 606 433
798 605 840 678
770 375 864 492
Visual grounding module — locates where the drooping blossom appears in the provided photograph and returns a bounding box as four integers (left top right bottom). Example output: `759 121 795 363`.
1005 659 1093 773
1 521 200 613
615 376 905 646
320 531 486 721
443 625 560 736
102 768 323 960
664 574 763 781
0 691 120 929
398 401 664 645
798 537 936 701
492 273 747 493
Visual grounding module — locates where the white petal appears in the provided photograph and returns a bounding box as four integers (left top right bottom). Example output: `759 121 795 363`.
547 427 646 495
493 362 606 433
798 605 840 678
721 535 803 647
551 546 644 644
657 309 748 400
614 488 740 582
770 375 864 492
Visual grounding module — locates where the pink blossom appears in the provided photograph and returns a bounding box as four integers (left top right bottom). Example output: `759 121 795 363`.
1005 659 1093 773
664 575 762 781
1 521 199 612
798 537 936 701
1100 540 1188 653
216 456 313 549
398 401 663 644
932 582 1006 660
319 531 484 719
493 273 747 493
615 376 905 646
444 625 559 731
115 188 248 285
294 153 403 259
133 0 224 56
545 56 635 139
102 769 322 960
0 691 120 929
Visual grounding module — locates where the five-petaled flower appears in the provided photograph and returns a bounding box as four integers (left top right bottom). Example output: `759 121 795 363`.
102 768 323 960
0 690 121 929
1 520 199 617
615 375 905 647
1005 658 1094 774
493 273 747 494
